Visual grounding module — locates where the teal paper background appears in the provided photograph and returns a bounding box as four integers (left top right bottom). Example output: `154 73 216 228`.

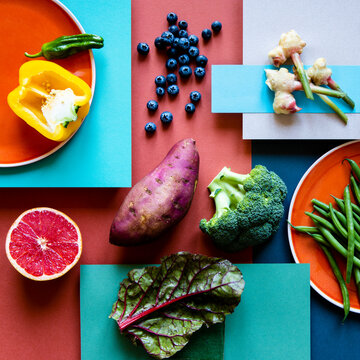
212 65 359 115
0 0 131 187
80 263 310 360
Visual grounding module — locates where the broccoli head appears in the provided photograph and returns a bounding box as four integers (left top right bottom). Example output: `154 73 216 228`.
199 165 287 252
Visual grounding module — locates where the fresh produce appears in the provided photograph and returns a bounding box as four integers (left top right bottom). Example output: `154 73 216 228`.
179 65 192 78
188 34 199 45
147 100 159 112
178 54 190 65
155 75 166 87
109 252 245 359
190 91 201 103
25 33 104 60
178 29 188 38
211 21 222 33
178 20 188 29
167 12 178 25
161 31 175 46
137 42 150 55
185 103 196 113
166 58 178 71
154 36 166 49
6 207 82 281
290 157 360 318
194 66 206 78
202 28 212 40
7 60 92 142
166 73 177 85
167 84 180 96
145 122 157 133
160 111 173 124
109 139 199 246
196 55 208 67
200 165 287 252
168 25 179 37
156 87 165 97
188 46 200 58
268 30 313 99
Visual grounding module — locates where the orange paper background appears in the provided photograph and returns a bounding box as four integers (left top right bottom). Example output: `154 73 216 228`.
0 0 250 358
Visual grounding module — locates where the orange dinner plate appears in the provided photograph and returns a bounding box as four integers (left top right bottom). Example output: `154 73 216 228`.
288 140 360 313
0 0 94 167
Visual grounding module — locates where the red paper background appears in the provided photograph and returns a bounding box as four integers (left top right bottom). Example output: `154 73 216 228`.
0 0 249 358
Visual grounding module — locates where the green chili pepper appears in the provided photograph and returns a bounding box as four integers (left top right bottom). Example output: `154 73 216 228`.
25 34 104 60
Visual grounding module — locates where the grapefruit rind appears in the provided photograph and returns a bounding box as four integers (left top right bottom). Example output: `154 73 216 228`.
5 207 82 281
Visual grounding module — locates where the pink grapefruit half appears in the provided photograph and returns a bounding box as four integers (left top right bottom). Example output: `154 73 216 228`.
5 207 82 281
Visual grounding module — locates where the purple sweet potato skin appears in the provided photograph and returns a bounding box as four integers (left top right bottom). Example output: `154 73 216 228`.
109 138 199 246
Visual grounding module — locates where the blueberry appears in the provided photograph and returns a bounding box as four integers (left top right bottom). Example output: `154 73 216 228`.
211 21 222 32
145 122 156 133
178 37 190 51
166 58 178 71
185 103 196 114
188 46 199 58
179 65 192 78
167 47 178 58
188 34 199 46
190 91 201 103
156 87 165 97
168 25 179 37
154 36 166 50
178 29 188 38
166 73 177 85
147 100 158 111
155 75 166 87
194 67 206 78
161 31 174 46
178 20 188 29
160 111 173 124
167 84 179 96
167 12 178 24
178 54 190 65
137 42 150 55
172 37 180 49
196 55 208 67
201 28 212 40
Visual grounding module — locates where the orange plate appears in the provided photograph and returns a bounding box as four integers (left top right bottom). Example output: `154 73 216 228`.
0 0 93 166
288 140 360 313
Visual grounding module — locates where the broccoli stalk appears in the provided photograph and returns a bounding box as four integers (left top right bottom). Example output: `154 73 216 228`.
200 165 287 252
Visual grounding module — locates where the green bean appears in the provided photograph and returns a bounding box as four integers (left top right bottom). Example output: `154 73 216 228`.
311 198 330 211
319 243 350 321
350 175 360 205
288 222 319 234
344 185 355 283
305 211 339 235
329 203 348 240
330 195 360 217
344 158 360 182
354 267 360 303
330 196 360 233
308 232 330 247
313 204 331 218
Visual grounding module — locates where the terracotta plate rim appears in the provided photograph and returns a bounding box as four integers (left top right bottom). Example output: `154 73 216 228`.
0 0 96 168
287 139 360 314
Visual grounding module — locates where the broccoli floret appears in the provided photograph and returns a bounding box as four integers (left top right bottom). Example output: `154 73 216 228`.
199 165 287 252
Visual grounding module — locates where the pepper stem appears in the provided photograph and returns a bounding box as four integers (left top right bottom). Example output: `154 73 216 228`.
316 93 348 124
24 51 43 58
327 77 355 109
291 52 314 100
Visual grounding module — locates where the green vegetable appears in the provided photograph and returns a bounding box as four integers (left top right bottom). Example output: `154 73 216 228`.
109 252 245 359
344 185 355 283
344 158 360 182
25 34 104 60
199 165 287 252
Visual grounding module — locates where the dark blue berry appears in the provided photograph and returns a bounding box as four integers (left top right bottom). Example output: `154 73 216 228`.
185 103 196 113
156 87 165 97
201 28 212 40
211 21 222 32
178 29 188 38
196 55 208 67
145 122 156 133
168 25 179 37
161 31 174 46
179 65 192 78
188 34 199 46
167 47 178 58
167 12 178 24
188 46 199 58
167 84 179 96
137 42 150 55
155 75 166 87
166 73 177 85
178 20 188 29
147 100 158 111
154 36 166 50
172 38 180 49
166 58 178 71
178 37 190 51
190 91 201 103
194 67 206 78
178 54 190 65
160 111 173 124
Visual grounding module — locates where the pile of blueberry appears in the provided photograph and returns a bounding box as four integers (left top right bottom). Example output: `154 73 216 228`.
137 12 222 133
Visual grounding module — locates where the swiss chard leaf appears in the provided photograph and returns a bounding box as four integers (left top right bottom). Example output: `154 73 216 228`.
110 252 245 359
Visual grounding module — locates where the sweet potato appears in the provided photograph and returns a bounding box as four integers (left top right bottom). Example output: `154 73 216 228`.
109 138 199 246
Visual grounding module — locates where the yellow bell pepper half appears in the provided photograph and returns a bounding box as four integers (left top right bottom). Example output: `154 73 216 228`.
8 60 92 142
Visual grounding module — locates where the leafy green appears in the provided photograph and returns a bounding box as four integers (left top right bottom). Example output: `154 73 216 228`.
110 252 245 359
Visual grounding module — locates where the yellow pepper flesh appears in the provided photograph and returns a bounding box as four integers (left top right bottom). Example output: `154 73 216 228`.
8 60 92 142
